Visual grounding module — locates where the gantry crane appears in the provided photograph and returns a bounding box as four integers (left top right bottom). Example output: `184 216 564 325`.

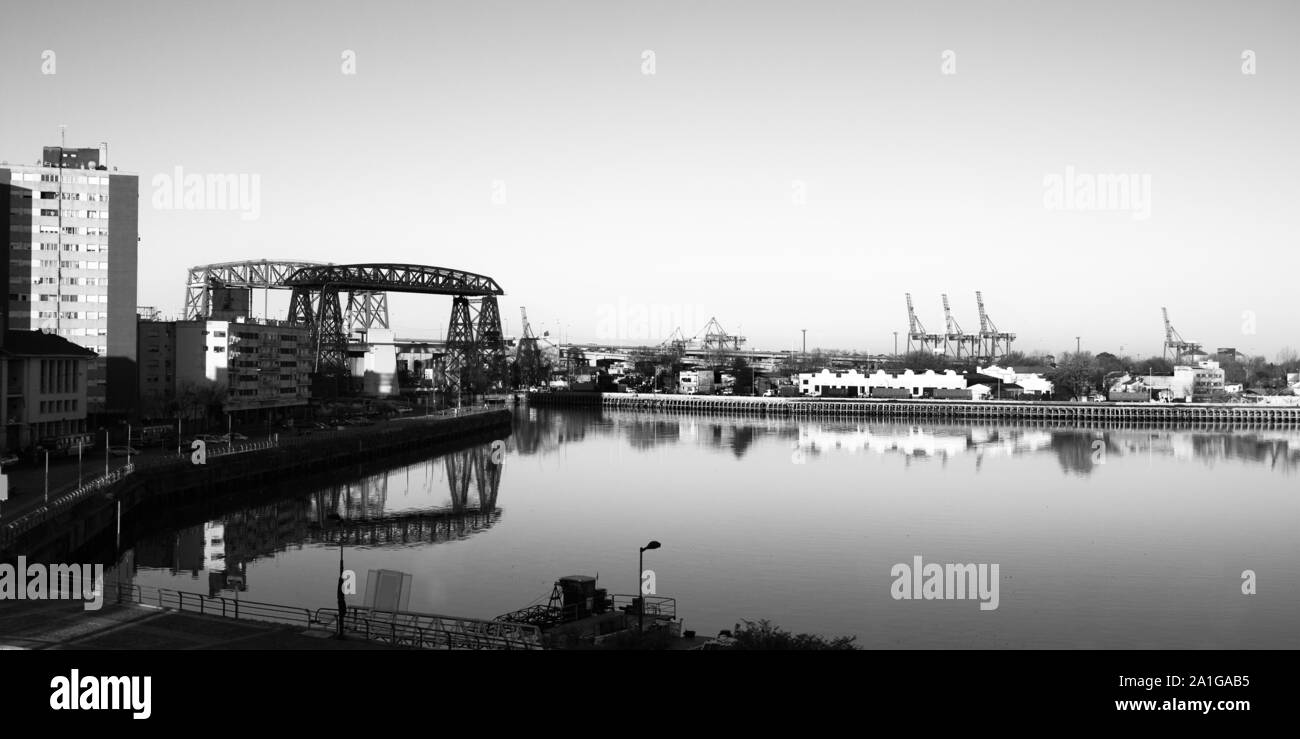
513 307 550 387
975 291 1015 363
941 293 980 361
1162 307 1203 363
906 293 945 354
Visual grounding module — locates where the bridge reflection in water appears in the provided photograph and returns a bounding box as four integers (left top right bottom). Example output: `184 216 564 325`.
307 444 504 548
130 441 506 595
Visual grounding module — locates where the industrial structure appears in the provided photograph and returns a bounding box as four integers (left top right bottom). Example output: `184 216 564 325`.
513 307 550 387
1162 307 1204 363
974 291 1015 362
638 318 745 365
942 294 978 360
906 292 1014 364
905 293 945 355
181 260 509 395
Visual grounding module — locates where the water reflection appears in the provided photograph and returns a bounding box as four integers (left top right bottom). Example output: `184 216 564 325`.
128 441 505 596
516 407 1300 476
117 408 1298 646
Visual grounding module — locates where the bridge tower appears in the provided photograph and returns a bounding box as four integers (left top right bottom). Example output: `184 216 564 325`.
446 447 473 512
472 295 508 389
472 444 503 513
316 286 349 375
444 296 478 392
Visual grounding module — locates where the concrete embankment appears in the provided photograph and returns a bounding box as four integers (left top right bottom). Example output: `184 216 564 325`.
1 409 511 562
528 392 1300 427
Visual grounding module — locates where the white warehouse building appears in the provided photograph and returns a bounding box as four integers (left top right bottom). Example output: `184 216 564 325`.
797 368 969 398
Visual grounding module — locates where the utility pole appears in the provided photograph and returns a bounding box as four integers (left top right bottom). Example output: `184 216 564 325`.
893 331 898 357
1076 336 1081 355
801 329 807 357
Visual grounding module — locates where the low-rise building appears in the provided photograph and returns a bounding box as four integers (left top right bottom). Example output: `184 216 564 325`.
138 316 312 422
797 368 967 398
976 365 1054 397
679 369 716 394
2 330 97 453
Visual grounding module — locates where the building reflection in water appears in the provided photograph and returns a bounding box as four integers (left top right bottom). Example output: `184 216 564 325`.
129 440 506 594
515 406 1300 477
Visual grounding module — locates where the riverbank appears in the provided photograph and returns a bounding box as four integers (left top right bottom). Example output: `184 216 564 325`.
527 392 1300 427
1 408 512 561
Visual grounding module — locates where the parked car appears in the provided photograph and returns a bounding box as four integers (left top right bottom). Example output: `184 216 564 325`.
108 445 140 457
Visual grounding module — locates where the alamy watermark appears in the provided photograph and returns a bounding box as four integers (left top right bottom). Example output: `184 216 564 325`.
151 166 261 221
0 556 104 611
595 299 708 344
1043 165 1151 221
890 555 1000 611
50 669 151 719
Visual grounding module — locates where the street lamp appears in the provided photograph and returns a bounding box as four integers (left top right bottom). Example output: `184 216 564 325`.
638 540 661 634
327 511 347 639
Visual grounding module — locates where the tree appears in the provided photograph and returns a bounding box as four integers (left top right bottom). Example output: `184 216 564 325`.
1132 356 1173 376
176 379 227 427
723 619 858 650
899 350 949 372
1000 350 1053 368
1047 351 1097 400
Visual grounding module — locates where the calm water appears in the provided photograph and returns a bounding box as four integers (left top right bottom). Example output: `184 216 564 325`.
120 406 1300 648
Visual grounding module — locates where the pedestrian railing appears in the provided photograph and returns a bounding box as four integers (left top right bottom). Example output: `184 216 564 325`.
0 463 136 548
166 436 280 461
312 605 543 650
109 582 541 650
114 583 316 628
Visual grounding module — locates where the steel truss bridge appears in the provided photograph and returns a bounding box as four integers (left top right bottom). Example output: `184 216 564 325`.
183 259 509 390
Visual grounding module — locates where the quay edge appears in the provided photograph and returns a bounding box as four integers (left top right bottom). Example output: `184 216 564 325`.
526 392 1300 428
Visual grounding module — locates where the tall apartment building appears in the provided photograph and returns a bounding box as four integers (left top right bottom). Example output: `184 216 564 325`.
138 316 313 422
1 144 139 416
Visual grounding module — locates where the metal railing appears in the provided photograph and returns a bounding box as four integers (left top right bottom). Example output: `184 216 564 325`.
114 582 317 627
110 582 541 650
0 463 136 548
609 594 677 620
313 606 543 650
169 436 280 461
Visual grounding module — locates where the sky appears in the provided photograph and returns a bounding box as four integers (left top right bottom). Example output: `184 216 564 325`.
2 0 1297 358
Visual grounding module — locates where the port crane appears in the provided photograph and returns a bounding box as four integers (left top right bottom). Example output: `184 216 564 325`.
905 293 945 354
975 291 1015 363
941 293 980 361
1162 307 1203 363
513 307 551 387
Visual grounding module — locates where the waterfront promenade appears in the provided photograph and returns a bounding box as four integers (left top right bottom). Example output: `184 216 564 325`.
528 392 1300 427
0 407 511 560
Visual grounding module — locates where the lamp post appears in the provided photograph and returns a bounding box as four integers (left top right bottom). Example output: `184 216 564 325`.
328 511 347 640
638 540 661 634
